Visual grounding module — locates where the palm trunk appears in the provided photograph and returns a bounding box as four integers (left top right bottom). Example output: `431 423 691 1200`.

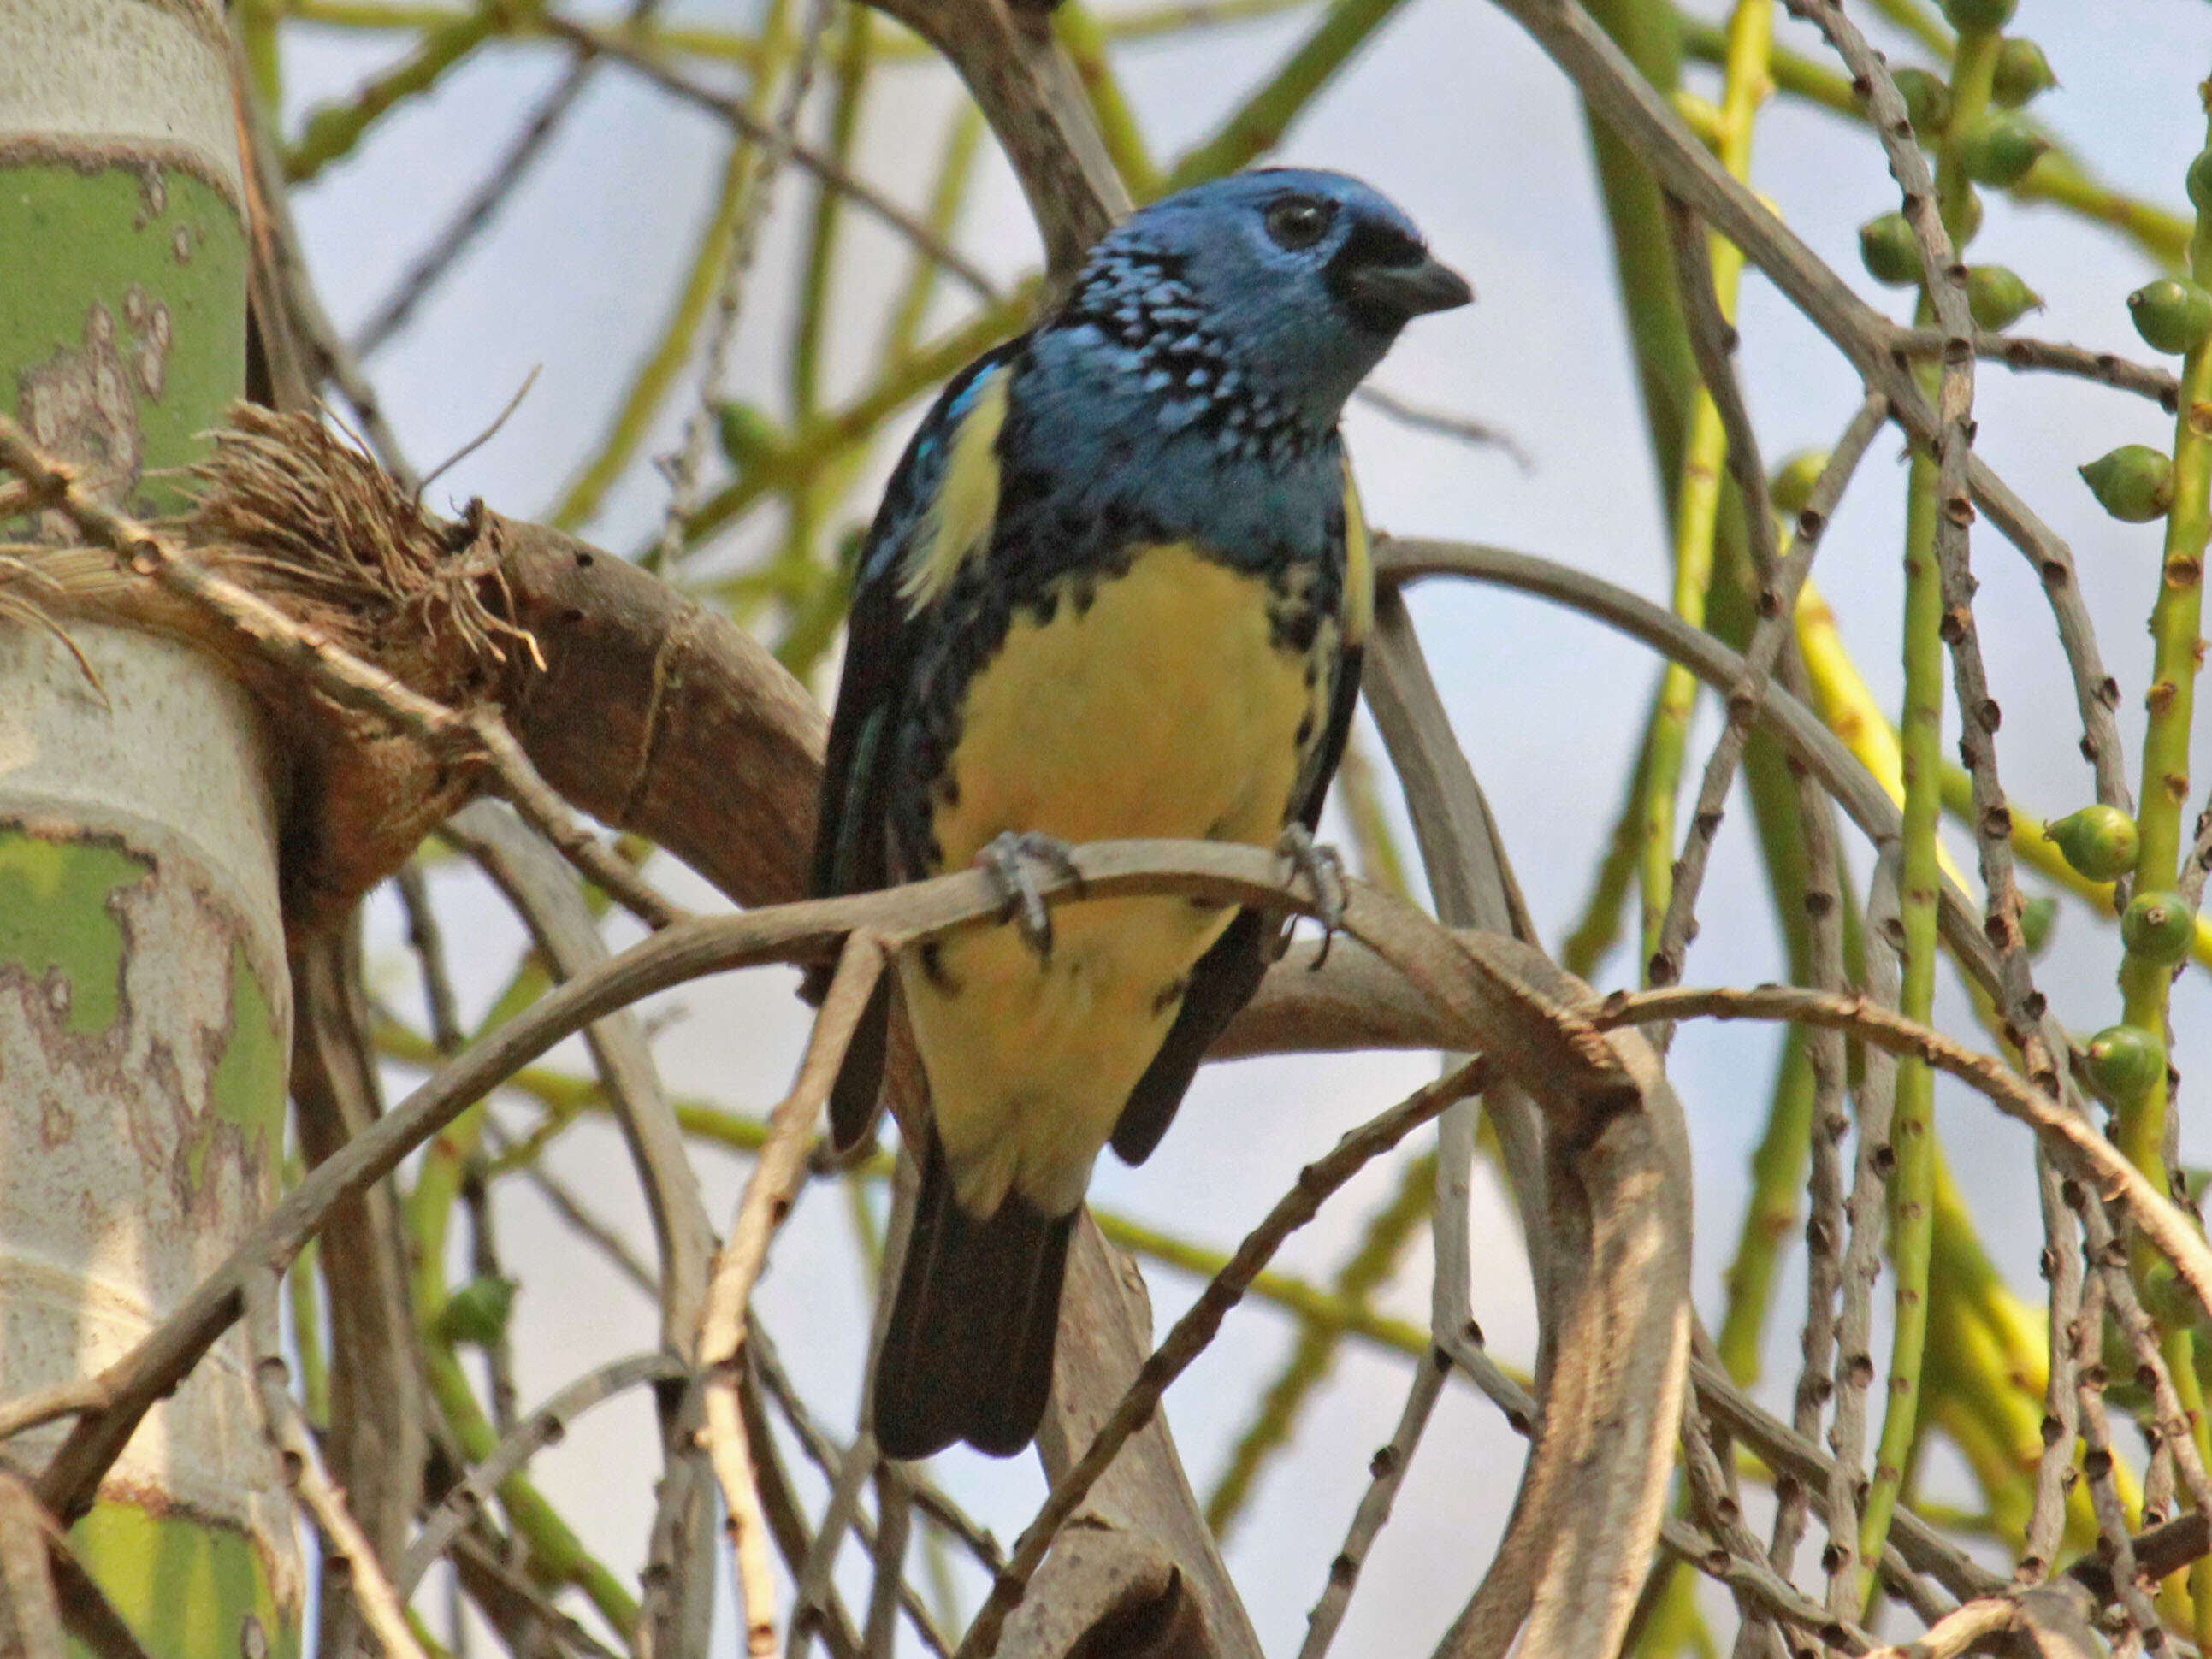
2 0 302 1650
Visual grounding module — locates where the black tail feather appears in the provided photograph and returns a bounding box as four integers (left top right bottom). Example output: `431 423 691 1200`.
827 977 891 1150
874 1134 1074 1460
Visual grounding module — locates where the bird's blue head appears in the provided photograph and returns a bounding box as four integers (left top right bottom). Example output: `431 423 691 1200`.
1044 169 1471 452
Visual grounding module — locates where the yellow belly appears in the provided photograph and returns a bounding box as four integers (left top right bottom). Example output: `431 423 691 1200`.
902 542 1332 1216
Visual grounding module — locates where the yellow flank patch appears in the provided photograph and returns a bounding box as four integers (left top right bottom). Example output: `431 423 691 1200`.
900 371 1010 613
900 541 1338 1217
1341 458 1374 646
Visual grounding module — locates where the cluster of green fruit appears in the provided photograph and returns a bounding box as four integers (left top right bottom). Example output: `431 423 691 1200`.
2077 154 2212 523
2040 806 2192 1107
1854 15 2052 333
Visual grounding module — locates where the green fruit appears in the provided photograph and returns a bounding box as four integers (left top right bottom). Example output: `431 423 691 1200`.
436 1277 518 1348
1966 265 2041 331
2044 805 2139 882
2190 150 2212 213
2129 277 2212 354
1991 38 2057 107
1955 184 1984 247
715 400 779 468
1770 450 1828 517
1860 213 1923 286
2085 1024 2165 1107
2121 892 2196 967
2079 445 2174 523
1941 0 2015 29
1955 111 2049 188
2020 894 2058 957
1891 68 1952 138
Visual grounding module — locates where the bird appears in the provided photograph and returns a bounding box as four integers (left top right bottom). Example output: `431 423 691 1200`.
810 168 1470 1460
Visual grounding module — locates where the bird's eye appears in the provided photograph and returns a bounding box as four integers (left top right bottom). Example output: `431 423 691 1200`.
1263 196 1335 251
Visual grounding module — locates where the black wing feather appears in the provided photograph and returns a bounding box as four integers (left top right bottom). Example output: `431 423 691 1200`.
813 343 1020 1146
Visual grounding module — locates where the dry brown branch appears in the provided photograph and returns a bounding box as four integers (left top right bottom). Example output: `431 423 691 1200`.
1486 0 2132 810
395 1351 686 1599
548 18 1000 303
701 933 888 1658
1591 983 2212 1314
859 0 1127 281
1890 328 2179 410
290 927 429 1656
955 1060 1488 1659
243 1268 428 1659
0 1470 67 1659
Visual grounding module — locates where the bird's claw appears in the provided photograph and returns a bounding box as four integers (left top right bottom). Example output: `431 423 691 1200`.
977 831 1084 959
1277 824 1346 967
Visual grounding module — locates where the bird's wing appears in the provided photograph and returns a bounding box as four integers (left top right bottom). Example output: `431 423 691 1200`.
813 342 1018 904
1109 463 1372 1166
813 341 1020 1145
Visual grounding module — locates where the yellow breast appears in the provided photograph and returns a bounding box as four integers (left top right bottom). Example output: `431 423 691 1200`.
902 541 1334 1216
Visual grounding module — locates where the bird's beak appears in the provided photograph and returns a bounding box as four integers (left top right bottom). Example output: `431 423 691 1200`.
1339 254 1474 326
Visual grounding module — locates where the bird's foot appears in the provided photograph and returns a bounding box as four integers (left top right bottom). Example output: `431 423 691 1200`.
1277 824 1347 967
976 831 1085 959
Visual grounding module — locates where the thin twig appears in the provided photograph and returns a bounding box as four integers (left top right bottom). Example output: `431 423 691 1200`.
1890 327 2179 410
395 1350 684 1597
1487 0 2132 812
353 56 598 357
1646 378 1888 997
953 1059 1488 1659
1351 385 1531 472
653 0 831 573
2067 1267 2160 1644
864 1467 915 1658
701 932 888 1659
790 1434 880 1658
394 860 466 1053
752 1318 1001 1575
1297 1348 1451 1657
548 17 999 302
244 1268 429 1659
483 1117 659 1293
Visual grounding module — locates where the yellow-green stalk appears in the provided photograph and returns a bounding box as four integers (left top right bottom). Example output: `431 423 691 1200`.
407 1121 639 1628
1052 1 1162 198
1637 0 1771 972
1165 0 1411 187
1860 15 2002 1601
553 0 795 532
2114 101 2212 1638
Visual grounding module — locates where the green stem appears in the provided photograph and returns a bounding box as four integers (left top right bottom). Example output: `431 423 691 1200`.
882 106 985 366
1862 20 2002 1597
1861 0 1950 57
1638 0 1769 970
1560 689 1658 980
789 9 872 427
1165 0 1411 187
407 1123 641 1635
2118 99 2212 1645
1679 21 2192 269
550 5 794 531
680 292 1031 555
1052 2 1162 198
1712 1030 1813 1384
374 1019 1456 1369
284 0 512 182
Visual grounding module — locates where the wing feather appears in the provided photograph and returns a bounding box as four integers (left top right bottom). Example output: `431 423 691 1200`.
813 343 1019 1146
